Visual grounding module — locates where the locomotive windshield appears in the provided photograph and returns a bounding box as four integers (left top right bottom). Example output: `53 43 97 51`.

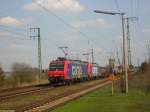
49 64 64 71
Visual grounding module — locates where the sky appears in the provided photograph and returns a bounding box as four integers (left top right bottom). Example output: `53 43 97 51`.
0 0 150 71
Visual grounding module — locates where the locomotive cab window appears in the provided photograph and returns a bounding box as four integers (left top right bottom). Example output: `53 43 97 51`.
49 64 64 71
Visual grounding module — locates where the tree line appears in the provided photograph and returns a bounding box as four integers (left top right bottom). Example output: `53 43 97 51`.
0 62 48 89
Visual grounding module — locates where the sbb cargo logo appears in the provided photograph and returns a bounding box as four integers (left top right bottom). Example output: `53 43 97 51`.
72 65 82 76
92 67 98 74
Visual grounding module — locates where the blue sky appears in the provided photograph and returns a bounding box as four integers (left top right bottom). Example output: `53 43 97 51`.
0 0 150 71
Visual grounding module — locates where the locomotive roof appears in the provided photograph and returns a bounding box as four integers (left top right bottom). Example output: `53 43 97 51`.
50 57 99 66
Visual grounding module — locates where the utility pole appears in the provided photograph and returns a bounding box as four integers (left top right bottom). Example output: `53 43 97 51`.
146 43 150 63
58 46 68 59
137 58 140 68
116 50 121 65
145 52 147 62
126 18 131 66
83 48 94 63
83 53 90 62
94 10 128 93
30 28 42 82
121 14 128 93
92 48 94 63
124 17 138 66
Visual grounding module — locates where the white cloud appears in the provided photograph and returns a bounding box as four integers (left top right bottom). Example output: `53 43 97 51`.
0 16 23 27
71 18 111 28
24 0 83 13
143 28 150 33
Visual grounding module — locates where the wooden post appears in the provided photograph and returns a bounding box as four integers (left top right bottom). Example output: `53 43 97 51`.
108 74 117 96
112 80 114 95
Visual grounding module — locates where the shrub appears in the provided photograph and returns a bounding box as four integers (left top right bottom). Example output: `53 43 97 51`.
140 62 149 73
138 62 150 92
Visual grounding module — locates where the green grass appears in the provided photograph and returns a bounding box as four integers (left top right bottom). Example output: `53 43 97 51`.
51 86 150 112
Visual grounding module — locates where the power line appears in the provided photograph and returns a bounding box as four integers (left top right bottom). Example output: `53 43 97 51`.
33 0 110 55
57 0 96 53
57 0 71 13
130 0 134 16
32 0 118 65
0 26 28 40
135 0 140 24
32 0 90 43
0 25 27 32
0 25 27 37
137 0 140 16
56 0 96 41
114 0 120 12
33 0 98 63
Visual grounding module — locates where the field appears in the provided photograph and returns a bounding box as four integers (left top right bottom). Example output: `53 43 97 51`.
51 72 150 112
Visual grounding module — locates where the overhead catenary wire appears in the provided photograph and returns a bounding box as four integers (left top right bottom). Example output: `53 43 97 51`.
0 25 28 32
0 9 29 39
57 0 72 13
32 0 100 61
32 0 91 43
32 0 129 65
128 0 142 66
56 0 103 49
34 0 113 54
56 0 97 60
0 26 28 40
114 0 121 12
130 0 134 16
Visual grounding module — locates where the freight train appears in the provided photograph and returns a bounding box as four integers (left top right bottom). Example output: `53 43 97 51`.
48 57 101 85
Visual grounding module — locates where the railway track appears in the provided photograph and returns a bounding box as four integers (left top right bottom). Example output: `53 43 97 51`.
0 84 53 101
0 86 34 93
15 79 111 112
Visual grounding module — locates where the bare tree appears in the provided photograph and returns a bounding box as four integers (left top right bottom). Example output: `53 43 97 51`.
0 66 5 85
11 62 35 86
0 66 4 75
139 62 150 91
140 62 149 73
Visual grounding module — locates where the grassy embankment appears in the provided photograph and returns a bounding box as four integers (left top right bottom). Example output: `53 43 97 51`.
52 63 150 112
